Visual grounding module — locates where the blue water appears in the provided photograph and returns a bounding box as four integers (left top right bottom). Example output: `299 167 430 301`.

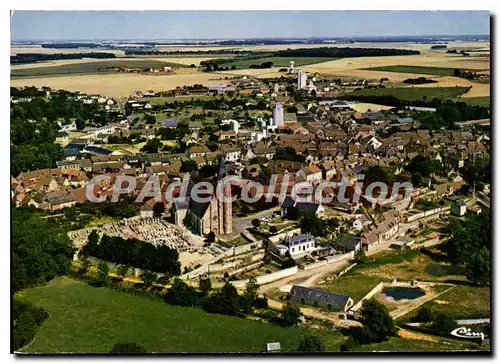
382 287 425 300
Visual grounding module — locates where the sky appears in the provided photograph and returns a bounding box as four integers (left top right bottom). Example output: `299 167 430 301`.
11 11 490 41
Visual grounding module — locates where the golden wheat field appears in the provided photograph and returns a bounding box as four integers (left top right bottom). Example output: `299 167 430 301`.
11 41 490 98
10 72 229 98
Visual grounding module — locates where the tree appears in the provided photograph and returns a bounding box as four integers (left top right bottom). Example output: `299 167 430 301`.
110 342 146 353
180 159 198 173
251 219 261 228
446 209 491 277
199 277 212 297
156 274 171 286
359 299 397 342
352 248 367 264
140 270 157 288
269 226 278 235
300 213 329 237
143 113 156 124
75 119 85 130
298 334 326 352
78 257 91 276
244 277 258 303
206 231 216 243
164 278 199 307
140 138 162 153
466 246 491 286
86 230 100 256
405 156 442 178
431 313 457 336
153 202 165 217
281 302 301 327
117 264 131 279
412 307 435 323
97 261 110 284
281 258 296 269
203 281 240 316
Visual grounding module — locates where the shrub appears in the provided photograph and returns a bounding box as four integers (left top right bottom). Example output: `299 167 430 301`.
281 302 301 327
298 334 326 352
110 342 146 353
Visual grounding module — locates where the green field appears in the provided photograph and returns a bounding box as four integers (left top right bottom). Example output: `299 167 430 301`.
362 65 485 76
316 249 474 302
350 336 482 352
226 57 337 69
412 285 491 320
453 96 490 107
11 59 187 78
341 86 470 102
15 277 345 353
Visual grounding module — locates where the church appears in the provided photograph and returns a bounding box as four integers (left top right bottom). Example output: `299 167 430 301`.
173 157 233 236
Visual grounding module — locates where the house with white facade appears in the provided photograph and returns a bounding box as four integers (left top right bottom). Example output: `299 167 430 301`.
276 233 316 258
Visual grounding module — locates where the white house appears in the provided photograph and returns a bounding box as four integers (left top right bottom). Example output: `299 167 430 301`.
352 215 372 231
367 136 383 150
276 233 315 258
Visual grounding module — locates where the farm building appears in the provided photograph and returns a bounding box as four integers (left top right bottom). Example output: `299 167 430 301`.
289 285 354 312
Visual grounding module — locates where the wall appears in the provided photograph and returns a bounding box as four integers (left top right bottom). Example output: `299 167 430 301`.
228 261 264 277
181 240 264 279
325 252 355 264
269 228 302 244
349 281 384 312
230 266 299 288
405 206 450 223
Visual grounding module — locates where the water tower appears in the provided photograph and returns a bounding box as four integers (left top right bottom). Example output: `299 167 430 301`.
289 61 295 73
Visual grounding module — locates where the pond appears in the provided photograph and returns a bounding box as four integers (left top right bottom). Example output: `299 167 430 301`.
382 286 425 300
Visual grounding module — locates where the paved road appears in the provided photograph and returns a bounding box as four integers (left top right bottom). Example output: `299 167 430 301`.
225 206 281 241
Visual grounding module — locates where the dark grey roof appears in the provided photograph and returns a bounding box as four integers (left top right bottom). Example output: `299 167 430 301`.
280 195 295 209
363 111 385 120
84 145 113 156
336 236 361 251
397 117 415 124
284 233 314 247
290 285 352 310
295 202 320 214
164 119 179 128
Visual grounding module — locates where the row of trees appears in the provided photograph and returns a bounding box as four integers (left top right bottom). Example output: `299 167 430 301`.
10 89 115 176
275 47 420 58
340 95 490 129
446 210 491 285
12 208 75 293
84 233 181 276
12 300 49 351
11 52 116 64
164 277 268 317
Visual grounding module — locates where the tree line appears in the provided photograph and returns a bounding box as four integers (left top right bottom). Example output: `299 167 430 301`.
12 207 75 293
274 47 420 58
11 52 116 64
84 232 181 276
446 209 491 286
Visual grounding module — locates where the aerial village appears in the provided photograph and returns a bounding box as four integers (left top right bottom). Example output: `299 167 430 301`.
11 59 491 347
